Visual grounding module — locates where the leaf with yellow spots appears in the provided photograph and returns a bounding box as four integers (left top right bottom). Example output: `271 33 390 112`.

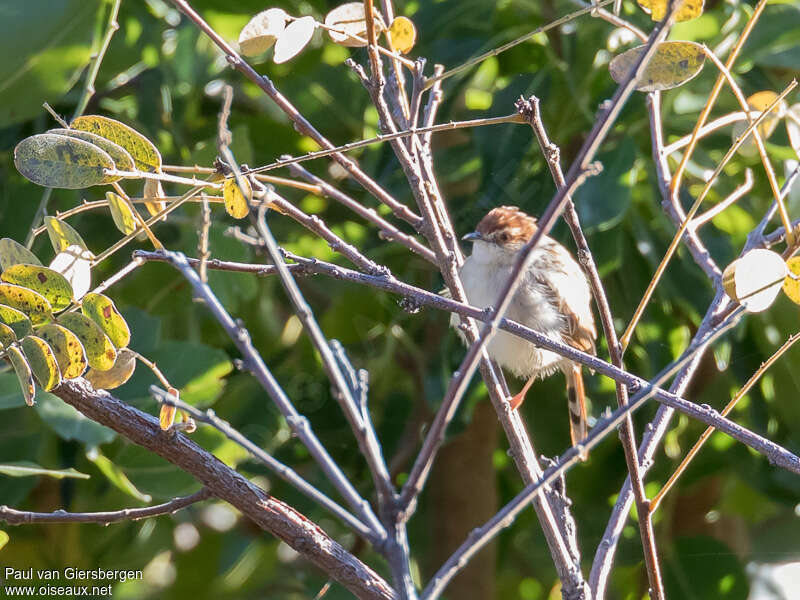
44 217 89 254
71 115 162 173
609 41 705 92
0 238 42 271
105 191 137 235
1 264 73 312
81 292 130 349
0 322 17 348
7 345 35 406
48 128 135 182
0 283 53 325
0 304 33 339
57 312 116 371
223 176 251 219
13 133 115 189
387 16 416 54
85 348 136 390
37 323 87 380
637 0 703 22
21 336 61 392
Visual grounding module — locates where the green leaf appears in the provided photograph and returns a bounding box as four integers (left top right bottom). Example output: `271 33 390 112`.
7 345 35 406
1 264 73 311
71 115 162 173
57 312 116 371
0 322 17 348
609 41 706 92
0 304 33 340
21 335 61 392
37 323 87 380
49 244 92 300
14 133 116 189
34 392 115 445
0 283 53 325
85 348 136 390
0 0 103 127
0 238 42 270
223 177 251 219
86 446 151 502
0 461 89 479
105 191 137 235
48 127 136 181
44 217 89 253
81 292 130 348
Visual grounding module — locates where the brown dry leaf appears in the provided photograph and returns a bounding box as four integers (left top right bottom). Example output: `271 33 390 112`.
273 16 316 64
239 8 289 56
324 2 385 47
609 41 705 92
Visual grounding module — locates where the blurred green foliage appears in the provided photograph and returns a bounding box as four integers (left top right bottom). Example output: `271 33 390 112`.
1 0 800 599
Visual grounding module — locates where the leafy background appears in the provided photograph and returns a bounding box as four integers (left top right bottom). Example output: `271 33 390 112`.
1 0 800 598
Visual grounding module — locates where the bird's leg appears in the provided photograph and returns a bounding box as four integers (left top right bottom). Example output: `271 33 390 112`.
508 376 536 410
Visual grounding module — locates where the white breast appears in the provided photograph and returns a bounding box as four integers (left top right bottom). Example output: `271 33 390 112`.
453 239 570 380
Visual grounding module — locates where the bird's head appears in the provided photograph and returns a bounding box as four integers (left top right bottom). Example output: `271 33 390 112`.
463 206 538 251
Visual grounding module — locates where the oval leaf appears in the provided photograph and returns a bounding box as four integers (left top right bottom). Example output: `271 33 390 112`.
57 312 116 371
274 15 316 64
239 8 288 56
49 245 92 301
388 16 416 54
106 191 137 235
71 115 162 173
81 292 130 349
44 216 89 253
0 322 17 348
14 133 115 189
223 177 251 219
143 178 167 218
1 264 73 312
0 238 42 271
21 335 61 392
722 249 787 313
324 2 384 47
637 0 703 22
7 345 35 406
48 127 135 180
37 323 88 380
0 283 53 325
609 41 705 92
85 348 136 390
0 304 33 339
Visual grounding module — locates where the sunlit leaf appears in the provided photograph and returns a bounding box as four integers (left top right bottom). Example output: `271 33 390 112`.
0 531 7 550
14 133 115 189
159 387 179 431
0 461 88 479
85 348 136 390
81 292 130 349
7 345 35 406
48 127 135 181
0 305 33 340
21 335 61 392
105 191 137 235
388 16 416 54
609 41 705 92
44 217 89 253
722 249 787 313
637 0 704 22
0 283 53 325
71 115 161 173
37 323 87 379
223 177 251 219
0 238 42 271
732 91 786 157
142 178 166 218
57 312 116 371
273 15 316 63
49 245 92 301
239 8 288 56
324 2 384 47
0 322 16 348
0 264 73 311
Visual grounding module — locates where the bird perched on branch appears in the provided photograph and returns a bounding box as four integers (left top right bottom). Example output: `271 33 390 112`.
453 206 596 447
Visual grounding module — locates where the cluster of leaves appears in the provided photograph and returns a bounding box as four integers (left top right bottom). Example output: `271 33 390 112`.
0 235 132 406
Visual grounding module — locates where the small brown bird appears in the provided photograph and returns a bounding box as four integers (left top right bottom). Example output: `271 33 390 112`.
453 206 596 446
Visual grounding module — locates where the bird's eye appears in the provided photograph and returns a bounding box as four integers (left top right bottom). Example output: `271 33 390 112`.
498 232 510 243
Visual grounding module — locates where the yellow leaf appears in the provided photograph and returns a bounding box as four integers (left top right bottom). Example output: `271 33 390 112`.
57 312 116 371
71 115 162 173
783 257 800 305
223 177 251 219
48 127 135 181
1 264 74 312
0 283 53 326
387 16 416 54
81 292 130 349
7 345 35 406
732 91 786 157
0 304 33 340
142 178 166 218
21 335 61 392
609 41 705 92
44 217 89 254
637 0 704 22
38 323 88 380
106 191 137 235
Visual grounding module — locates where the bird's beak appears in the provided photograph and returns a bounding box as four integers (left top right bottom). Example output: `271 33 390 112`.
462 231 481 242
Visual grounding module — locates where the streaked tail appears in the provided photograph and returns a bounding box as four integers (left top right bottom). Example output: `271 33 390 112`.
565 364 588 448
